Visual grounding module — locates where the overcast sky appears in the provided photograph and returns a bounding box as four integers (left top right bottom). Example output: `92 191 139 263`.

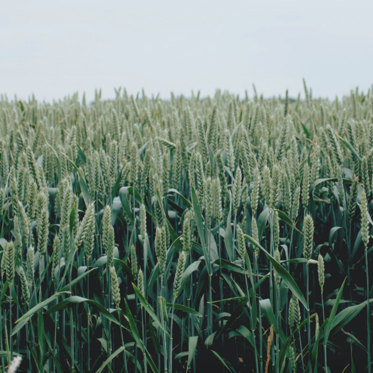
1 0 373 102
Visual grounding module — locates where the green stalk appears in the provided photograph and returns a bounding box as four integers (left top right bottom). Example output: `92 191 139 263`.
54 286 58 373
289 226 294 273
87 274 91 372
298 331 305 372
306 265 311 366
243 271 259 372
1 307 4 370
321 295 327 372
118 308 128 373
366 243 371 373
161 278 168 372
208 274 213 335
26 324 31 373
206 216 213 336
141 306 147 373
69 266 75 371
276 287 280 373
169 299 176 373
157 279 161 372
256 255 263 373
269 212 274 366
269 212 274 306
189 252 196 371
9 285 12 361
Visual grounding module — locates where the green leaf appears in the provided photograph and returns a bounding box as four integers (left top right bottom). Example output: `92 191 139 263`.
96 347 125 373
124 299 160 373
0 281 9 303
38 311 45 367
191 187 209 269
342 329 367 353
339 136 361 161
258 207 270 242
244 234 307 307
282 258 308 264
236 325 254 348
112 165 127 198
166 303 202 316
158 296 169 327
181 261 201 286
114 258 133 277
0 238 7 249
274 209 303 236
211 350 233 372
77 144 86 163
187 336 198 370
215 295 248 340
97 338 108 352
126 186 154 219
15 292 68 325
119 187 134 225
205 331 217 348
224 195 234 262
207 230 219 262
44 296 128 331
0 351 23 358
209 296 247 304
259 298 277 333
213 258 245 274
59 268 97 292
324 278 346 345
64 154 92 206
329 292 370 337
155 187 181 246
245 251 257 331
329 226 344 247
111 196 122 225
300 121 310 138
156 137 176 149
280 317 315 368
133 283 170 336
351 341 357 373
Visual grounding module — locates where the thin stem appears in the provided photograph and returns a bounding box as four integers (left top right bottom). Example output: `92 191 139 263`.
276 287 280 373
256 255 263 373
208 274 213 335
161 278 168 372
118 309 128 373
298 331 305 372
244 271 259 372
306 265 311 365
87 272 91 372
366 243 371 373
169 300 176 373
142 307 147 373
9 286 12 361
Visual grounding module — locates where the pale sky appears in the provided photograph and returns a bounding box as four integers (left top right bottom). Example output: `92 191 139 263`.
1 0 373 102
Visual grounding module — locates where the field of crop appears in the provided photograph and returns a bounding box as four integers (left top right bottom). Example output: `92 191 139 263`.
0 83 372 372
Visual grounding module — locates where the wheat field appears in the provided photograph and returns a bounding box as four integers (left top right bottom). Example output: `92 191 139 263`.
0 83 372 372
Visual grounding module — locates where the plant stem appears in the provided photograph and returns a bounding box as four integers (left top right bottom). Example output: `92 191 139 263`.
244 271 259 372
276 287 280 373
87 273 90 372
118 308 128 373
169 300 176 373
9 286 12 361
298 331 305 373
306 264 311 366
366 243 371 373
161 278 168 372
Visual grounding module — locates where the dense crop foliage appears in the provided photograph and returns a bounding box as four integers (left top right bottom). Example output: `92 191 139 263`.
0 84 372 372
